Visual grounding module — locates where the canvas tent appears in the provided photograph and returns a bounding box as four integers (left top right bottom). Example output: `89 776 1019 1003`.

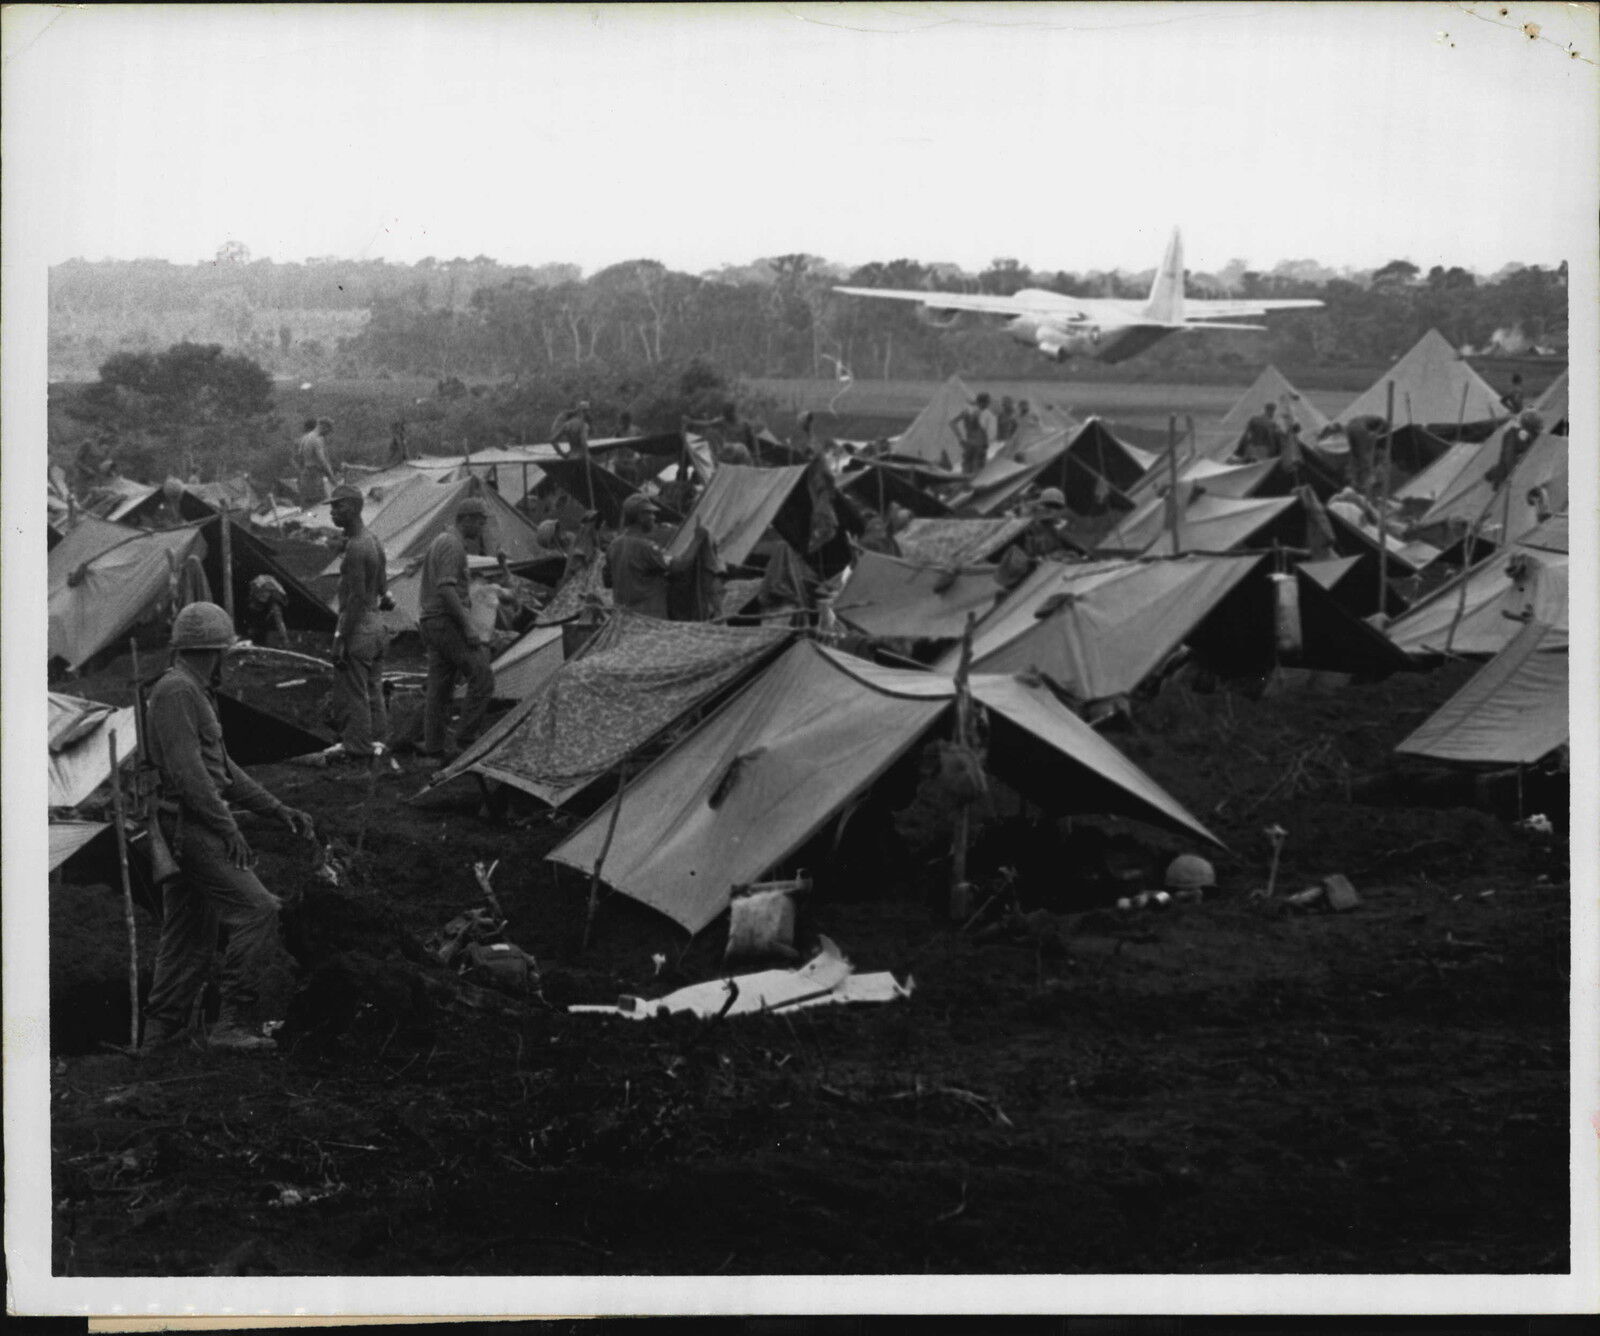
666 461 859 576
1393 438 1481 507
960 420 1153 518
1199 365 1333 462
1416 430 1567 547
435 612 792 807
1386 533 1568 658
1532 371 1568 434
535 457 679 531
548 640 1219 935
49 693 138 809
955 425 1074 517
49 518 205 670
1299 552 1409 620
50 820 112 872
1123 457 1280 506
1095 491 1300 557
82 476 163 524
895 516 1035 567
490 624 567 701
1396 620 1566 766
838 460 952 519
186 474 260 514
889 374 974 469
932 555 1264 705
832 552 1011 643
318 476 547 632
1337 329 1504 438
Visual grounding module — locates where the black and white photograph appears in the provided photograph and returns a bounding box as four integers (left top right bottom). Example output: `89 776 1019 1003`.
4 0 1596 1318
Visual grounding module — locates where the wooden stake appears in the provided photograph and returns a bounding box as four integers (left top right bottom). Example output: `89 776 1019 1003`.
1376 382 1394 617
584 764 628 952
949 612 978 922
107 730 141 1050
218 512 235 621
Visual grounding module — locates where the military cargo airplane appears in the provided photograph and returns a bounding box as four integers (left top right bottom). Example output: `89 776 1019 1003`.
833 229 1322 365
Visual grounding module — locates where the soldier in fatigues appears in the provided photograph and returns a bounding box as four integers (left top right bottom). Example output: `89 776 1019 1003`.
142 603 316 1052
329 483 390 764
418 496 497 759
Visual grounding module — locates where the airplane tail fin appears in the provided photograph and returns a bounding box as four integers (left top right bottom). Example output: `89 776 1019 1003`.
1144 228 1185 324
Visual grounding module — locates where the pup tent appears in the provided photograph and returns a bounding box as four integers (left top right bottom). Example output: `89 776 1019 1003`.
837 459 953 519
547 640 1220 935
48 693 137 810
893 516 1037 567
958 420 1153 518
317 475 547 633
48 519 206 671
1199 365 1333 463
432 612 793 808
1336 328 1505 441
1414 430 1567 549
490 625 568 702
1385 515 1568 659
663 460 862 578
833 553 1017 645
888 374 979 470
1395 619 1566 767
1533 371 1568 435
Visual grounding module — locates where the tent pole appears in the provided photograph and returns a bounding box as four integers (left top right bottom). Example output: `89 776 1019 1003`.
585 764 628 952
107 729 141 1051
1166 414 1182 555
219 513 235 623
1376 383 1393 618
949 612 978 922
1456 383 1469 441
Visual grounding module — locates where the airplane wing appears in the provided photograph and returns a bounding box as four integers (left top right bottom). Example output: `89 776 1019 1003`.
832 286 1088 317
1184 298 1324 317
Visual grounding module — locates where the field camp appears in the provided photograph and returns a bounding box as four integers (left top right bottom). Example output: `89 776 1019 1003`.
36 322 1574 1280
8 2 1596 1317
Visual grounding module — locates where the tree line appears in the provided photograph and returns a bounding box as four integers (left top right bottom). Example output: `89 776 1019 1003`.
50 251 1568 387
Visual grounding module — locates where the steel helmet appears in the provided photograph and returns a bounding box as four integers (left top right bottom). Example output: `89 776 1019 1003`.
1518 409 1544 433
1036 487 1067 510
1164 853 1216 890
456 496 490 519
170 601 237 651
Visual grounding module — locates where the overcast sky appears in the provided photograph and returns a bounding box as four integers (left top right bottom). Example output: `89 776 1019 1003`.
3 1 1596 276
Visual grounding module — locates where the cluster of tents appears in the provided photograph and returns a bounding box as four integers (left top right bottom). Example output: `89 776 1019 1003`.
44 329 1569 940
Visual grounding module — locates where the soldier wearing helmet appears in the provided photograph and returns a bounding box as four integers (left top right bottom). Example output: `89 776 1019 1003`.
1487 409 1545 489
142 602 315 1052
417 494 497 759
1164 854 1216 901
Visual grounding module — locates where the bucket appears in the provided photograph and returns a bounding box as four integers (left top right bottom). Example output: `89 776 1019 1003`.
1269 572 1302 656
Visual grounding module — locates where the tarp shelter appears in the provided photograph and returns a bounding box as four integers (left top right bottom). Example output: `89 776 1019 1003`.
895 516 1035 567
49 693 137 809
1299 553 1409 620
832 552 1010 642
212 691 332 765
82 476 162 524
933 555 1264 705
666 461 859 576
50 820 112 872
318 476 547 633
1095 492 1300 557
436 612 792 807
962 420 1153 518
1323 508 1437 578
1396 620 1566 766
404 447 557 509
1337 329 1504 438
1386 534 1568 658
1124 457 1280 506
186 475 259 514
49 518 204 670
263 466 432 538
1417 430 1567 547
490 625 567 701
838 460 952 519
1199 365 1332 462
548 641 1220 935
1394 437 1481 507
955 425 1074 517
179 503 337 634
1185 565 1417 678
1533 371 1568 434
890 374 975 470
535 457 679 532
665 464 810 568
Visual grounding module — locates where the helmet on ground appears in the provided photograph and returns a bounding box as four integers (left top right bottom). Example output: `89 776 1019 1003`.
456 496 490 519
330 483 363 505
170 601 237 651
1164 853 1216 890
1036 487 1067 510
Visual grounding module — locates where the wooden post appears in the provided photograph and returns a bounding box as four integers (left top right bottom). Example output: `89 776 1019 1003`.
584 764 628 952
218 512 235 621
1184 413 1197 468
1376 382 1394 616
1166 413 1183 555
107 730 141 1050
1456 382 1469 441
949 612 977 922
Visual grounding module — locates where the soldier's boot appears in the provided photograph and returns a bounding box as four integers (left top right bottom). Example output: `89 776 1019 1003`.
208 1007 276 1053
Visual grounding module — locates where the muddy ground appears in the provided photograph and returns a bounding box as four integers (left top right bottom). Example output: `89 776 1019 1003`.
49 615 1569 1277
